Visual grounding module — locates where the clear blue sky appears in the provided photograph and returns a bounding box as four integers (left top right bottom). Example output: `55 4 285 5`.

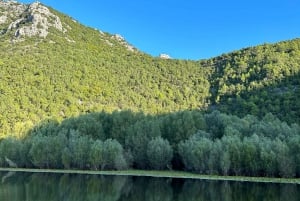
19 0 300 60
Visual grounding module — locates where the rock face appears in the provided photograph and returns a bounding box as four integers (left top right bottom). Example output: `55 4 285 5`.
0 1 65 39
0 1 27 21
159 53 171 59
0 15 7 24
0 1 137 51
111 33 136 52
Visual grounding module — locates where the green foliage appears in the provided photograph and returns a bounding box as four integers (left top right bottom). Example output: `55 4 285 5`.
146 137 173 170
89 140 104 170
68 131 91 169
241 135 260 175
29 135 52 168
0 110 300 177
29 133 66 168
1 2 300 138
61 147 72 169
0 12 211 137
273 139 296 178
102 139 125 170
178 136 212 173
288 135 300 175
125 119 160 168
208 40 300 123
1 2 300 178
0 137 23 167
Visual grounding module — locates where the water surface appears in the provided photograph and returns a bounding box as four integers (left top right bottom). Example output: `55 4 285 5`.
0 172 299 201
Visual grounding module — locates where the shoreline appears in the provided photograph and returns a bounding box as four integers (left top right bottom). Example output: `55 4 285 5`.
0 168 299 184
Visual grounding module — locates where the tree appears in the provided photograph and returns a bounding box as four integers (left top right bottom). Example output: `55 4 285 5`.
221 135 242 175
28 126 66 168
102 139 126 170
89 140 104 170
220 150 231 175
161 111 197 146
146 137 173 170
260 139 277 176
273 139 295 178
68 130 91 169
178 136 212 173
0 137 22 167
242 135 260 175
204 110 227 139
125 119 159 169
288 135 300 175
110 110 141 144
49 133 67 168
207 139 222 174
29 135 52 168
76 115 105 140
62 147 72 169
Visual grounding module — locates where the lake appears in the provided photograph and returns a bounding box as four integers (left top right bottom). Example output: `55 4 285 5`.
0 172 299 201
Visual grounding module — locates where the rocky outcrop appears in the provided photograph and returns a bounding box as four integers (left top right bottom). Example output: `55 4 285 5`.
0 1 137 50
112 34 125 41
0 15 7 24
111 33 136 52
159 53 171 59
0 1 65 38
0 1 27 20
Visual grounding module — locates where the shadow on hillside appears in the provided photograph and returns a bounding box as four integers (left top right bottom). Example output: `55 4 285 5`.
10 90 299 176
26 70 300 143
25 108 213 170
208 69 300 124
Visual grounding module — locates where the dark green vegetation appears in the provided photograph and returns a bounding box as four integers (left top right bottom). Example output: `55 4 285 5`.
1 110 300 178
1 2 300 137
1 172 300 201
1 2 300 178
210 42 300 123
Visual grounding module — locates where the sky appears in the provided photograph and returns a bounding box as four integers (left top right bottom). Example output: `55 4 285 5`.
19 0 300 60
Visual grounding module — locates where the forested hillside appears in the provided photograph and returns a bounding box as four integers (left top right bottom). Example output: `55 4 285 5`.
207 40 300 123
1 1 300 177
0 1 211 137
1 1 299 138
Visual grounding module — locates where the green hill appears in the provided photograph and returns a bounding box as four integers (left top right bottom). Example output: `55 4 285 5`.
207 40 300 122
0 1 300 138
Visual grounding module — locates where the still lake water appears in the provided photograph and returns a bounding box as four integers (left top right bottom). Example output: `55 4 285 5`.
0 172 299 201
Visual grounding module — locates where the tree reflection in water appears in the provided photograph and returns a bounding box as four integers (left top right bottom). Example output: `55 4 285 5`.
0 172 299 201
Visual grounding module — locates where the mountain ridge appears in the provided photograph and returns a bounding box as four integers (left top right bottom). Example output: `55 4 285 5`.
0 1 300 137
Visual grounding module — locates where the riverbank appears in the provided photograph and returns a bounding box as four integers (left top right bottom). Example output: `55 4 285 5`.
0 168 299 184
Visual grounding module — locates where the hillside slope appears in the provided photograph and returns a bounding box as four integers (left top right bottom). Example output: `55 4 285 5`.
206 39 300 123
0 1 300 137
0 1 211 136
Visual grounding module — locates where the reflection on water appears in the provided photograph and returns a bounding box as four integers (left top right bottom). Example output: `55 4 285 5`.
0 172 299 201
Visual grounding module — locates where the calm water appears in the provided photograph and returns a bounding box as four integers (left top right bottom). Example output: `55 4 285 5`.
0 172 299 201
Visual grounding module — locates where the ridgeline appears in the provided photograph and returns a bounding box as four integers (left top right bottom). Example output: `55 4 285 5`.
0 1 300 178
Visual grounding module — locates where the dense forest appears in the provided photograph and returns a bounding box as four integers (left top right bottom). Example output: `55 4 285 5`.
1 2 300 137
1 110 300 178
0 2 300 178
208 40 300 123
